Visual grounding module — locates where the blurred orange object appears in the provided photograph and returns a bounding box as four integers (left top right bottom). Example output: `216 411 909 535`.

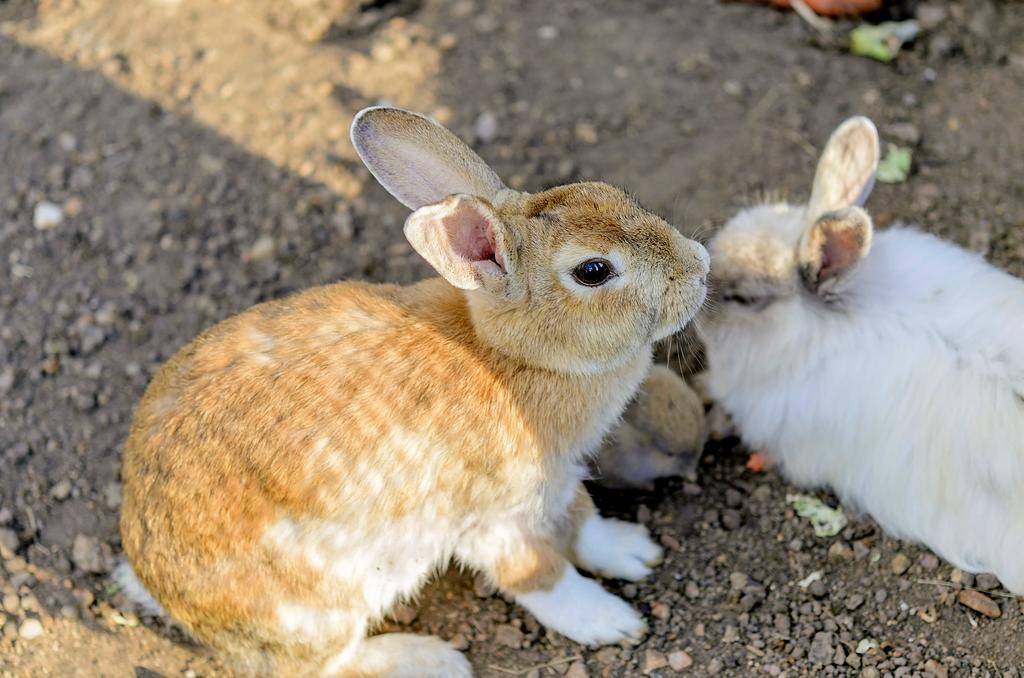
746 451 771 473
756 0 883 16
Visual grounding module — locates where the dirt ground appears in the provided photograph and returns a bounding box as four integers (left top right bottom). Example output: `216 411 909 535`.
2 0 1023 675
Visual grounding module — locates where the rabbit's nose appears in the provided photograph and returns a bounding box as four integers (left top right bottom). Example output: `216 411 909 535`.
692 241 711 276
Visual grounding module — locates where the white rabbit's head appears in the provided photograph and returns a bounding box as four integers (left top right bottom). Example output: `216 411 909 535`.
702 117 880 328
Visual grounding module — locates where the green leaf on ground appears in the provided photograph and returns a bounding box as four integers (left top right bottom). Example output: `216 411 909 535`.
877 144 913 183
786 493 848 538
849 20 920 63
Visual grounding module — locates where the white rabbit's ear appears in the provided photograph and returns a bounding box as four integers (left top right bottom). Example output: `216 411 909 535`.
351 106 507 210
798 207 873 296
405 194 513 292
805 117 879 224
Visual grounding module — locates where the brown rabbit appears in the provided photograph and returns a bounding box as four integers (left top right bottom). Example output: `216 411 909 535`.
118 106 709 677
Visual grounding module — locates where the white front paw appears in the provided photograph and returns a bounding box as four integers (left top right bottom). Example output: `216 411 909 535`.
516 566 646 646
575 515 663 581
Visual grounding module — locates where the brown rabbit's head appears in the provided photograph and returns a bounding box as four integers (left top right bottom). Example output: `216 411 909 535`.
352 107 708 374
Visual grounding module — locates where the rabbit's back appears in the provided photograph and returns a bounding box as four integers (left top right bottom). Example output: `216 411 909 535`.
857 228 1024 386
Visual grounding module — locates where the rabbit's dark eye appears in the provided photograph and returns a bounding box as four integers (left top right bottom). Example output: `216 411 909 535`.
572 259 615 287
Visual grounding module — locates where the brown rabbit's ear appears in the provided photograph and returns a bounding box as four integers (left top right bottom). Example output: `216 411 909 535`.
805 117 879 224
797 207 873 296
351 106 507 210
405 194 514 292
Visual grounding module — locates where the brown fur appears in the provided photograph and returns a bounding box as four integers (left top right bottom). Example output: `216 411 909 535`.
120 107 708 676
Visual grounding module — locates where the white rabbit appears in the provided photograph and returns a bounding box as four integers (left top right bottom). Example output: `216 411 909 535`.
697 116 1024 592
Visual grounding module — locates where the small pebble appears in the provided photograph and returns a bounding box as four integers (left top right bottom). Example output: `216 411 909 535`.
957 589 1001 618
974 573 1000 591
3 593 20 615
565 661 588 678
809 580 827 598
243 236 275 262
449 633 470 651
57 131 78 152
0 368 15 395
886 122 921 146
473 574 495 598
650 601 670 621
71 534 110 574
827 541 854 562
49 479 72 501
668 650 693 671
0 528 18 553
642 650 668 674
845 593 866 611
18 618 44 640
33 201 64 230
682 483 702 496
722 625 739 643
721 509 741 531
660 534 681 551
537 25 558 40
493 623 524 649
103 482 123 510
474 111 498 144
390 603 418 625
919 553 939 571
728 572 748 590
574 122 598 145
916 3 948 30
890 554 911 575
950 568 974 588
809 631 834 665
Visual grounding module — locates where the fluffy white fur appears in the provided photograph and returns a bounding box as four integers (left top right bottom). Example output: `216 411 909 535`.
699 117 1024 593
113 560 168 618
516 564 647 646
575 514 663 581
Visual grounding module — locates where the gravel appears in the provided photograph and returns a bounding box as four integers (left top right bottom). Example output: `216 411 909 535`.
2 0 1024 675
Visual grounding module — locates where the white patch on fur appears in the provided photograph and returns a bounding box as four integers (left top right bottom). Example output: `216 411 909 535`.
277 603 358 640
574 515 662 581
516 565 645 646
264 513 458 620
701 222 1024 593
246 327 276 365
112 561 167 617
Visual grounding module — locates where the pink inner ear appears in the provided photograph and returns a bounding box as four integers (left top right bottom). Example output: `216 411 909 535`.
441 203 506 276
819 226 862 280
